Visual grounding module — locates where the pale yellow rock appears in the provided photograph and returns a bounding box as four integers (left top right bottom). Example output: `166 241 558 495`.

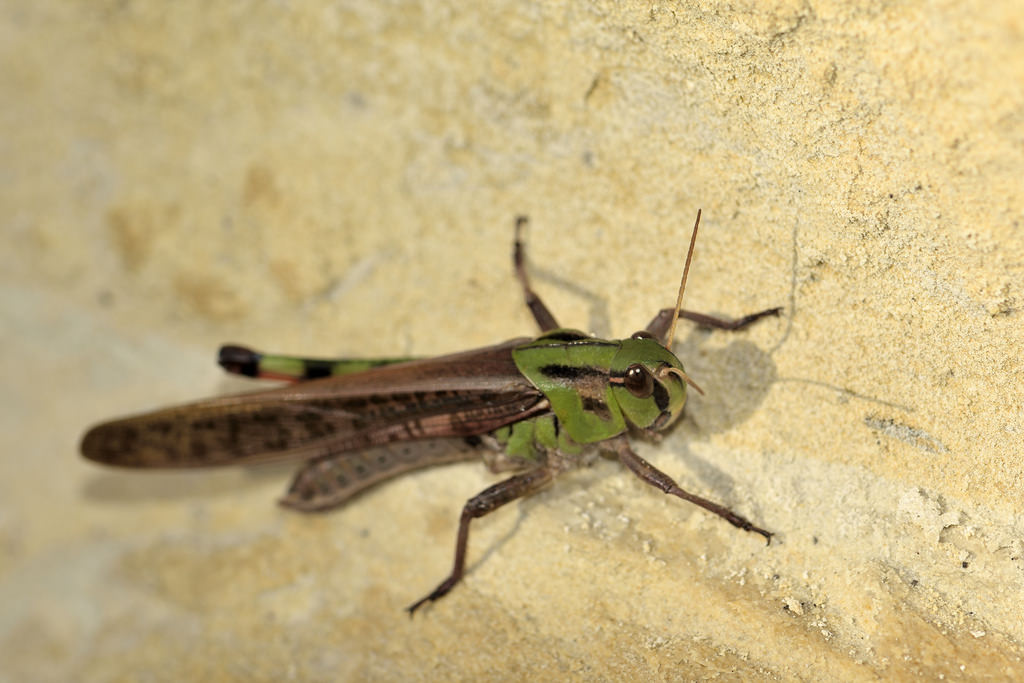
2 1 1023 680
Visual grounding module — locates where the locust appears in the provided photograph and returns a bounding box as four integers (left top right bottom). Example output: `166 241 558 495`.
81 211 781 613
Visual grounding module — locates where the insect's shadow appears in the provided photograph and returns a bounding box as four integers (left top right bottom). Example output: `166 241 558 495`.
673 329 779 436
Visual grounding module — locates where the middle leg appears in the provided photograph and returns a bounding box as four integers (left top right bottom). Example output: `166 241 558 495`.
407 464 555 614
513 216 561 332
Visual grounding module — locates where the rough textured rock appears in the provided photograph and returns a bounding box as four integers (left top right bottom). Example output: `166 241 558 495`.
2 1 1022 679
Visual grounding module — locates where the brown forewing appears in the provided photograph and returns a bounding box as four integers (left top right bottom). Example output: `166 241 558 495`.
81 339 549 468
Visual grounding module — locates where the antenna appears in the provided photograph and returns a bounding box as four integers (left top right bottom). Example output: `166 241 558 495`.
664 209 701 350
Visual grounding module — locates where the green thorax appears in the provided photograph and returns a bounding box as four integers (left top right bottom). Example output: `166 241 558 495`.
511 329 689 446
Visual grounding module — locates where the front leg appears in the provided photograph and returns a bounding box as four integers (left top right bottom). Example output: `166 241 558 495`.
644 306 783 345
612 436 772 543
407 465 555 614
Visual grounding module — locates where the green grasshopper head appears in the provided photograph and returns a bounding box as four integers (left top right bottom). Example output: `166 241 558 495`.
609 210 710 435
609 333 690 433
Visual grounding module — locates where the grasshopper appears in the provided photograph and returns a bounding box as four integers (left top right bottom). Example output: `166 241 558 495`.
81 211 781 613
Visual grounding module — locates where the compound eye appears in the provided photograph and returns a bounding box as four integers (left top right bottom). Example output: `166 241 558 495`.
623 364 654 398
631 330 654 340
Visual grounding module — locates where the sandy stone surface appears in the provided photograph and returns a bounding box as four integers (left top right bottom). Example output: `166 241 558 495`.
2 1 1023 680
